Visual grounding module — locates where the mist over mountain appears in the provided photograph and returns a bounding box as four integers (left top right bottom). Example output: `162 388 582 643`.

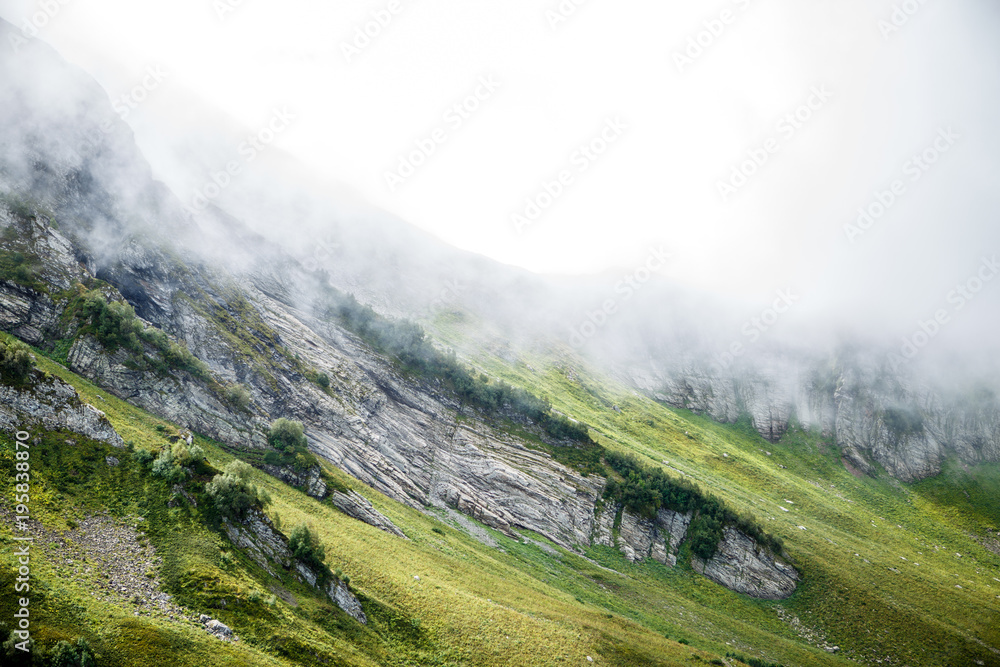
2 7 1000 667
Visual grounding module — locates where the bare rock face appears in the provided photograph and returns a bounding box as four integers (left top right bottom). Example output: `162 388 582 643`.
691 527 799 600
221 510 293 577
329 489 407 539
594 504 692 567
261 464 328 499
633 350 1000 482
0 371 123 447
328 580 367 625
67 335 266 449
221 510 367 623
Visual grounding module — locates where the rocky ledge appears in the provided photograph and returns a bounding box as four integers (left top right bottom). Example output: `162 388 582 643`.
692 527 799 600
0 370 123 447
222 509 367 624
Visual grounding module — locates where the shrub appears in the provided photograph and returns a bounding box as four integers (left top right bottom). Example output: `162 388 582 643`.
316 372 330 388
151 448 184 484
73 290 211 381
223 383 252 411
132 448 154 466
268 418 308 453
287 523 328 578
205 460 270 520
44 638 95 667
0 338 33 384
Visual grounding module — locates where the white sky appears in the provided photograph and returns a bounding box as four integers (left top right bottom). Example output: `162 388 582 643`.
3 0 1000 317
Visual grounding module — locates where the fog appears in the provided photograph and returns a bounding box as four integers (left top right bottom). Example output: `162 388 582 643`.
2 0 1000 389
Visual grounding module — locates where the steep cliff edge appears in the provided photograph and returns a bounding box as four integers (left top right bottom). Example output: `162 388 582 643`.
629 351 1000 482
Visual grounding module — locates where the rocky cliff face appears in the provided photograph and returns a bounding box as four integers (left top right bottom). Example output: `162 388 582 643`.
0 27 798 600
222 509 367 624
629 350 1000 482
592 503 796 599
593 503 691 567
0 370 123 448
692 527 799 600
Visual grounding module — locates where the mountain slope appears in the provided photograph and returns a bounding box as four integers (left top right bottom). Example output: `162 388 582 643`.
1 19 999 667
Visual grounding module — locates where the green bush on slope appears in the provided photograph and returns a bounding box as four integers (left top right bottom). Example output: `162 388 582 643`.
70 288 211 382
287 523 330 582
205 460 271 520
0 337 34 384
603 451 783 560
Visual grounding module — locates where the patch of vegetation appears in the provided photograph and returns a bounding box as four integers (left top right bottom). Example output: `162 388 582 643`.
326 292 591 445
0 249 49 293
0 336 34 385
603 451 782 560
287 523 329 582
68 288 211 382
205 460 271 521
150 440 206 484
263 418 319 474
222 383 251 412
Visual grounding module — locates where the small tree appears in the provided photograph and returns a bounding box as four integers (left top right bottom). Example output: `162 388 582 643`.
0 338 33 384
205 460 270 520
287 523 328 577
268 418 307 453
150 441 203 483
223 383 251 411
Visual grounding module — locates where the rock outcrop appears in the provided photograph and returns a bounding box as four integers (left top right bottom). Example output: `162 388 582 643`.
221 510 367 624
692 527 799 600
593 504 691 567
631 351 1000 482
260 463 328 499
0 371 124 448
329 489 408 539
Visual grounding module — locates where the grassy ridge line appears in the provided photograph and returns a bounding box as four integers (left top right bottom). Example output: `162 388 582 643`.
424 316 1000 665
24 352 740 666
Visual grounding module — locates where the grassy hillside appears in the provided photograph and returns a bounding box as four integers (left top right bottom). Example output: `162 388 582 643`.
425 312 1000 667
2 352 745 666
2 325 999 665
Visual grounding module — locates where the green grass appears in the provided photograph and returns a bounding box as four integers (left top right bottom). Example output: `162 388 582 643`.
422 315 1000 667
2 320 999 665
1 353 737 666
